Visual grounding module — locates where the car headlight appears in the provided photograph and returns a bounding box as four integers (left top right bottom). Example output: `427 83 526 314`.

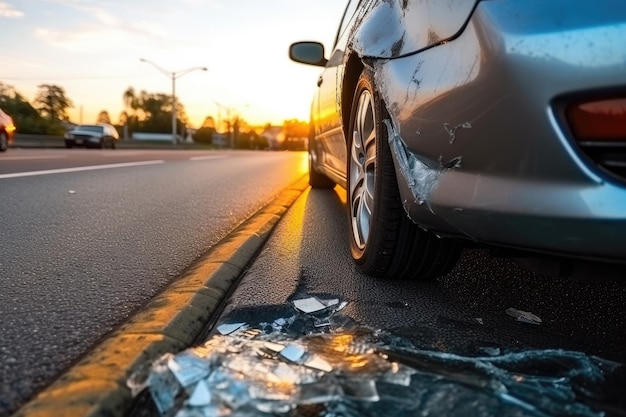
65 134 74 139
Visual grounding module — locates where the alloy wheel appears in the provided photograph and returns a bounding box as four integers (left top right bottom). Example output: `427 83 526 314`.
349 90 377 250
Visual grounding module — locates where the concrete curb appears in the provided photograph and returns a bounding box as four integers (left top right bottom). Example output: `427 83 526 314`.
13 176 311 417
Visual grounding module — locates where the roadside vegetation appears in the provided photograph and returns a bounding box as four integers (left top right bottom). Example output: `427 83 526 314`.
0 82 309 150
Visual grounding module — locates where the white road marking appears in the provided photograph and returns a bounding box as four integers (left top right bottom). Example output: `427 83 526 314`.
100 151 153 157
0 160 165 179
189 155 229 161
0 155 66 161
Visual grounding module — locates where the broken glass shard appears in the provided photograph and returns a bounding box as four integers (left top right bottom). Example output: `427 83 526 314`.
263 341 285 353
280 344 306 363
186 380 211 407
506 308 542 325
167 351 210 388
147 354 180 415
293 297 327 313
321 298 340 307
304 355 333 372
216 322 245 335
134 295 620 417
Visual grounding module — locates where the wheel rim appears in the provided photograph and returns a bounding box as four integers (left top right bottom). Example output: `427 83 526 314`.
349 90 376 251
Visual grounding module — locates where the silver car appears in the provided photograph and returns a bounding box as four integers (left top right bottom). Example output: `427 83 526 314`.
290 0 626 280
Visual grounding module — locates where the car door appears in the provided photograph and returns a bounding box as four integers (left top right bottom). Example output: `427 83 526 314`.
313 0 362 186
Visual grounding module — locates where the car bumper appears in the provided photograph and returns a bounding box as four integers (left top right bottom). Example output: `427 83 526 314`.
375 0 626 261
66 138 101 147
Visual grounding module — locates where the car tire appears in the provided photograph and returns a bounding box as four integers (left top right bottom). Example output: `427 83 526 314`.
0 132 8 152
347 70 460 281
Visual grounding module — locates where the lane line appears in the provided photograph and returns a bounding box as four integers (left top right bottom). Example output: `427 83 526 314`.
189 155 229 161
101 151 154 157
0 155 67 161
0 160 165 179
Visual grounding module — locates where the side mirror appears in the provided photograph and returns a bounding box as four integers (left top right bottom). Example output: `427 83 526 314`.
289 42 328 67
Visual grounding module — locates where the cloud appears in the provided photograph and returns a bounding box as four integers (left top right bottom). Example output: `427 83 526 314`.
43 0 121 25
0 1 23 18
34 26 135 53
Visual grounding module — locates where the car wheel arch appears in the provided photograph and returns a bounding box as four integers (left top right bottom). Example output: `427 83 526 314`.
341 54 365 143
346 68 461 280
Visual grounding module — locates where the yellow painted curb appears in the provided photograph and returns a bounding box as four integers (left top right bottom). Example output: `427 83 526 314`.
13 175 310 417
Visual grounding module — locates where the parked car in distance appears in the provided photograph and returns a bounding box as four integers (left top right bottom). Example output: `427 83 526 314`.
0 108 16 152
290 0 626 280
65 123 119 149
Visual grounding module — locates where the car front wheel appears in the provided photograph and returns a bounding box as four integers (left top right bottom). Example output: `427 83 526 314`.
0 132 8 152
347 70 460 281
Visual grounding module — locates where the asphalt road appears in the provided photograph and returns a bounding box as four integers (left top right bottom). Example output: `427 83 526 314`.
207 185 626 416
0 148 308 416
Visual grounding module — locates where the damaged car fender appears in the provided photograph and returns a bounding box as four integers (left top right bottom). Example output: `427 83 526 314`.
350 0 479 59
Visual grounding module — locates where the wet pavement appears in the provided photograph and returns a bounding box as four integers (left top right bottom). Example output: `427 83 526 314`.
129 187 626 416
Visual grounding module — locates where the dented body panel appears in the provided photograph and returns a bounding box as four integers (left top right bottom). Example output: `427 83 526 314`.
351 0 478 58
303 0 626 262
374 0 626 260
310 0 478 188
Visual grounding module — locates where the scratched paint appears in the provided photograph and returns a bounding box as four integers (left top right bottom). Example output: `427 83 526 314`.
384 119 463 214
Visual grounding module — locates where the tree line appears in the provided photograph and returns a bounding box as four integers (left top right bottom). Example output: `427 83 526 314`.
0 82 309 150
0 82 192 137
0 83 73 135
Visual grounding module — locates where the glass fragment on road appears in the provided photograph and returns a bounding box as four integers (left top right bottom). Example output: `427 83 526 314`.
293 296 327 313
279 344 305 362
130 294 621 417
506 307 542 325
187 380 211 407
216 322 246 335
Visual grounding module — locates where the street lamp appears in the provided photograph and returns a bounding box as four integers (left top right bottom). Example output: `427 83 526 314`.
140 58 207 145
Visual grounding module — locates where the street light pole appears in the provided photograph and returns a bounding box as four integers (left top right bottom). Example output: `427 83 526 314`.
171 73 176 146
140 58 207 145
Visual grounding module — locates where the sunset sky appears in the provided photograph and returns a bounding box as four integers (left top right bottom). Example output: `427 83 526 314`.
1 0 347 128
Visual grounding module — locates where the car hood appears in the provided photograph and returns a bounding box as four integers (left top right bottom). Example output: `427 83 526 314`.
68 129 102 136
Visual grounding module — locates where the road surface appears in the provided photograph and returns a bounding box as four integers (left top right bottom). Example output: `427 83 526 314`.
0 148 308 416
